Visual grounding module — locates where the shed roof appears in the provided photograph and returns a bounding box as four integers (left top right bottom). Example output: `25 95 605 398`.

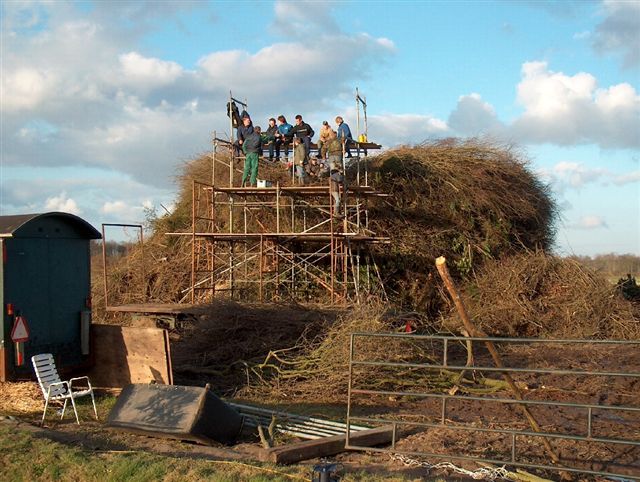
0 212 101 239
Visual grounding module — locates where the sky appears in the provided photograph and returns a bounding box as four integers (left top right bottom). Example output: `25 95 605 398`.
1 0 639 256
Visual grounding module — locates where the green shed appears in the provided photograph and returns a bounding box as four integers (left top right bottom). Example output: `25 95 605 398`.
0 212 101 381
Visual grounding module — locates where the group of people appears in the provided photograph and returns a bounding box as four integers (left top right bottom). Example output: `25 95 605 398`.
233 111 354 192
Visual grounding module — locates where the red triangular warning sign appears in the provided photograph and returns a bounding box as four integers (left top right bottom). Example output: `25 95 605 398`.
11 316 29 342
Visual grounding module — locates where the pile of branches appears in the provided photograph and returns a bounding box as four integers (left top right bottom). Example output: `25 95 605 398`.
171 301 342 394
241 303 454 400
127 138 558 310
443 251 640 339
92 235 193 322
364 139 557 310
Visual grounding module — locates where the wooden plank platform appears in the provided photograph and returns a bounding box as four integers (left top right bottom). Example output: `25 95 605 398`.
165 232 391 243
214 136 382 151
105 303 206 315
207 185 389 197
258 426 394 464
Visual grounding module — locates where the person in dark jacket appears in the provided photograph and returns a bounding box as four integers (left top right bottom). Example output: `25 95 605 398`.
275 115 293 161
241 126 262 187
335 116 353 158
290 114 314 160
264 118 278 162
234 114 254 158
237 114 254 145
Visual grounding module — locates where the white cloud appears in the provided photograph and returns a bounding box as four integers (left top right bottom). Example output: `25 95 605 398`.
367 113 449 146
45 193 81 215
537 161 639 197
445 62 639 150
1 1 395 190
613 170 640 185
552 161 609 188
102 200 129 214
1 67 56 111
592 0 640 68
571 215 608 230
448 93 503 136
272 0 340 38
101 199 151 223
511 61 640 149
119 52 184 88
573 30 590 40
195 33 394 110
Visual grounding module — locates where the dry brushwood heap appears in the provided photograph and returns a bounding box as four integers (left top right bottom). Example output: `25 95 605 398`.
442 250 640 340
99 138 557 313
363 140 557 310
95 138 640 398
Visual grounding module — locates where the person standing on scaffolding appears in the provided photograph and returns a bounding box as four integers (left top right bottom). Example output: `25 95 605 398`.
316 120 332 160
326 129 343 171
264 117 278 162
335 116 353 158
275 115 293 161
241 126 262 187
293 137 308 185
290 114 314 160
235 113 254 158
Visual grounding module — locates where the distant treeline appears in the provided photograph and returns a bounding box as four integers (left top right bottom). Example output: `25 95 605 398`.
90 240 137 258
567 253 640 278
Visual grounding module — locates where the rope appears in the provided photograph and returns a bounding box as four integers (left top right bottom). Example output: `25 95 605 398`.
390 453 512 481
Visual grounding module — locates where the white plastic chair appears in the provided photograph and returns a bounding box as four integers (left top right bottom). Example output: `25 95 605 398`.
31 353 98 425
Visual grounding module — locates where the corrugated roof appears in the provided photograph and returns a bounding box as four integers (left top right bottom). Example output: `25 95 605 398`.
0 212 101 239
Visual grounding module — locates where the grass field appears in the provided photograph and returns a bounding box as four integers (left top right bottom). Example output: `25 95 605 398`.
0 424 312 481
0 383 452 481
0 420 448 482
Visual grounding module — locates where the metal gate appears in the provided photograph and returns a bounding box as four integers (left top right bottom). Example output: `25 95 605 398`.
346 333 640 479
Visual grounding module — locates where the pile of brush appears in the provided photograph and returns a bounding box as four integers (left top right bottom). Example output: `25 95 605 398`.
364 138 556 310
97 138 557 312
442 251 640 340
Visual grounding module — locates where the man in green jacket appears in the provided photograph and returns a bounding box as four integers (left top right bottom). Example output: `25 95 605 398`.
326 130 343 170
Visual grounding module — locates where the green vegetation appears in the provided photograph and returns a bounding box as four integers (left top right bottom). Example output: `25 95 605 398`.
0 423 448 482
0 425 305 482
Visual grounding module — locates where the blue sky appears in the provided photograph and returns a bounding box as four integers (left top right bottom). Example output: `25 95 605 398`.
1 0 638 255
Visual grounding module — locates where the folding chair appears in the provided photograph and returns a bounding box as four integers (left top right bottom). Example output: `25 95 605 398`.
31 353 98 425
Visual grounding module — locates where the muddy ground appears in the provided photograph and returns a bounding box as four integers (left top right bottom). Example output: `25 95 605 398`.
3 304 639 481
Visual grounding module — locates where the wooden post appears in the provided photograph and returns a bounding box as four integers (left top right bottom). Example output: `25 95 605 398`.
435 256 562 466
101 224 109 309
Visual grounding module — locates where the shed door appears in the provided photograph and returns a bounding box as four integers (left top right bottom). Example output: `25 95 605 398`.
48 238 89 347
4 237 89 372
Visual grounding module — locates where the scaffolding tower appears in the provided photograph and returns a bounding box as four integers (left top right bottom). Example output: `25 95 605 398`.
169 91 389 305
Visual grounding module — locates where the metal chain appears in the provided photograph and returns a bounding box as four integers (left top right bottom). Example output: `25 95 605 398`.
389 453 513 481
